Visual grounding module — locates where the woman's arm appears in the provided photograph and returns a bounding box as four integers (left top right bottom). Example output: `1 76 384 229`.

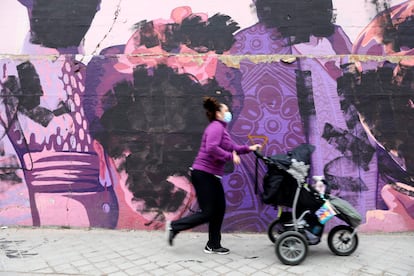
233 143 262 155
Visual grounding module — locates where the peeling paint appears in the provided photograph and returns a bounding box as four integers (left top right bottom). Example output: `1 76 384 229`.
2 53 413 68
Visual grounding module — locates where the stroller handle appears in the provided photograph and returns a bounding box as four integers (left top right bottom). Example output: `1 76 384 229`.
253 150 266 160
253 150 273 164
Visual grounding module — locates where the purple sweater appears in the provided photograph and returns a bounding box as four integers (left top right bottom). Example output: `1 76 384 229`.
192 120 251 176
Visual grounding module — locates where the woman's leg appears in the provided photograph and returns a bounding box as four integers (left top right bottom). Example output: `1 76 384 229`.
170 170 216 232
207 177 226 249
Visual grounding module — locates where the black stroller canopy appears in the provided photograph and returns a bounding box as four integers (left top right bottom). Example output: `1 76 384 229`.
268 143 315 170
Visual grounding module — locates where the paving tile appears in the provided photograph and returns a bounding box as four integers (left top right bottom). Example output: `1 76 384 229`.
109 272 129 276
213 264 233 274
124 266 146 275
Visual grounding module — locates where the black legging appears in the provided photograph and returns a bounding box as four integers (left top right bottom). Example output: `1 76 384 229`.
171 169 226 248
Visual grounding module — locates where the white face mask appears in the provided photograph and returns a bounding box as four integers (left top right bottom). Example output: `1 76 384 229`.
223 111 232 123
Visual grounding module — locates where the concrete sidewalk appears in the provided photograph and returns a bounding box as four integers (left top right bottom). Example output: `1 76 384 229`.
0 227 413 275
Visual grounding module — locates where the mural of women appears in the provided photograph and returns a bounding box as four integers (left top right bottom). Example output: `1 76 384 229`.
0 0 119 228
84 7 241 228
343 0 414 231
2 0 411 233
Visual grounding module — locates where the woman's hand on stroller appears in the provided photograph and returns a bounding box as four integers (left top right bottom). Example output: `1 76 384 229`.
249 144 262 152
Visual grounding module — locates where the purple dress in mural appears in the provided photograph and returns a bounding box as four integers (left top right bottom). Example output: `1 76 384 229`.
215 0 378 231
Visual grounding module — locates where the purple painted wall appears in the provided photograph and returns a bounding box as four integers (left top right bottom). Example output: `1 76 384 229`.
0 0 413 232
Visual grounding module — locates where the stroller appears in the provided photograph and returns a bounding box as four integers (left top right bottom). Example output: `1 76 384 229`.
254 144 361 265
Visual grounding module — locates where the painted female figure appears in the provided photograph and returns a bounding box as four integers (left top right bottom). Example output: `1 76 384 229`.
0 0 118 228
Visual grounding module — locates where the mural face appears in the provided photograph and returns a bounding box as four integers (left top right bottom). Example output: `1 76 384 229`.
0 0 412 232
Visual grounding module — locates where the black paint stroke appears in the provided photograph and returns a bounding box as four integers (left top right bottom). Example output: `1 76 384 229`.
395 16 414 49
0 152 22 183
29 0 101 48
322 123 375 171
369 0 414 52
1 61 71 127
324 156 369 193
16 61 43 110
338 63 414 191
93 65 233 218
254 0 335 44
133 13 240 54
295 69 316 143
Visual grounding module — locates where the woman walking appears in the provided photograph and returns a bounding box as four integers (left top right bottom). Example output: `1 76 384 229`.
166 96 262 254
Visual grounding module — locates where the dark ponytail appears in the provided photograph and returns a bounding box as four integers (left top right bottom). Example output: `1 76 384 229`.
203 96 221 122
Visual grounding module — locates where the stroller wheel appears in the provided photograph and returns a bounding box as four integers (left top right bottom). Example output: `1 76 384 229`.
275 231 308 265
267 218 286 243
327 225 358 256
267 212 292 243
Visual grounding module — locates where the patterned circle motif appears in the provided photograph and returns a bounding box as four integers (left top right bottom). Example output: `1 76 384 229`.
241 97 264 121
250 38 263 51
281 97 302 119
264 118 281 134
257 84 283 114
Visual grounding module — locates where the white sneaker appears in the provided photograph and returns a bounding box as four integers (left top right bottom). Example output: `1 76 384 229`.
203 245 230 255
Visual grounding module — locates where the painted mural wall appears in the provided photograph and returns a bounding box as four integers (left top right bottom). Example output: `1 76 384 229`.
0 0 413 232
